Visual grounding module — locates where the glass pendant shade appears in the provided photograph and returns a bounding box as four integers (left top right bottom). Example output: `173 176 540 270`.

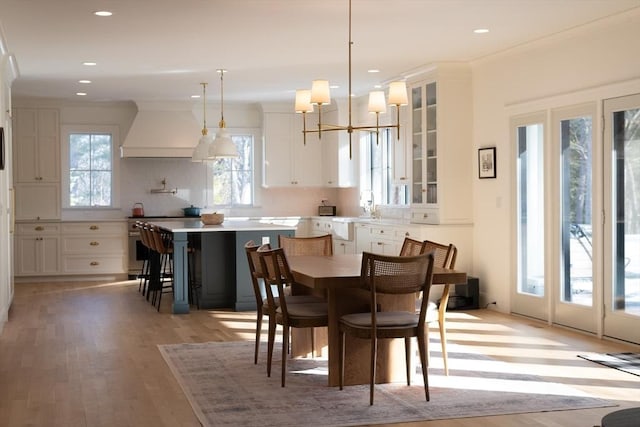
310 80 331 105
295 89 314 113
368 91 387 113
388 81 408 105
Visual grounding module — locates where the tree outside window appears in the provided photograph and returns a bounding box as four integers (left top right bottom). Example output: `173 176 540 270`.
69 133 113 207
212 134 253 206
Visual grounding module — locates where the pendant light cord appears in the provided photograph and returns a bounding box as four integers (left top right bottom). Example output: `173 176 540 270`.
201 83 208 135
218 69 226 128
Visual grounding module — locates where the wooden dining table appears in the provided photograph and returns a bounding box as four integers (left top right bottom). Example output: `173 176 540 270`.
287 253 468 387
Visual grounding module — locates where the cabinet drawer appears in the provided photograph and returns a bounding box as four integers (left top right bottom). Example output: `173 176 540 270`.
62 255 126 274
16 223 61 235
410 208 440 225
61 236 125 254
61 222 126 235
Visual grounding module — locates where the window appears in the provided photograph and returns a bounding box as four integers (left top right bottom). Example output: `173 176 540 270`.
360 129 408 207
211 133 254 206
62 125 119 208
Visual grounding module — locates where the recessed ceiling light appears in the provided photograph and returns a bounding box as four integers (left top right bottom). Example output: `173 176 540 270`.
94 11 113 17
191 95 201 99
82 61 97 66
330 85 339 89
473 28 490 34
78 80 91 84
76 92 87 96
368 69 380 73
374 84 382 89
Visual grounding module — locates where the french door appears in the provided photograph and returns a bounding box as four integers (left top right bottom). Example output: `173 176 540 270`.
603 94 640 344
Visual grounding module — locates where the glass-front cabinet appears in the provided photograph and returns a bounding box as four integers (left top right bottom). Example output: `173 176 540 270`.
409 64 473 225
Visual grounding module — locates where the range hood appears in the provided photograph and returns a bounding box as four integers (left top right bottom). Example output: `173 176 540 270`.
120 101 201 158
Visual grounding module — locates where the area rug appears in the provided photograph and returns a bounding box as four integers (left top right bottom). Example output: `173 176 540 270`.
159 341 612 427
578 352 640 377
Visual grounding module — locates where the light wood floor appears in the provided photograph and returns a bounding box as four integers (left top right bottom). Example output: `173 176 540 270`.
1 279 639 427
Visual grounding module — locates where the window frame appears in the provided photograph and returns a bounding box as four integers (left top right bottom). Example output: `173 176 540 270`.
61 124 120 209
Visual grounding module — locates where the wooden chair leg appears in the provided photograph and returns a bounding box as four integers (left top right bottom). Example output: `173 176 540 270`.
254 306 263 364
417 332 430 401
404 337 412 386
370 336 377 405
339 331 345 390
267 317 276 377
281 324 289 387
439 319 448 375
310 327 315 358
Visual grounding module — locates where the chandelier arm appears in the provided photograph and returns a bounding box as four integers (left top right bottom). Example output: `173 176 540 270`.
347 0 353 137
302 111 307 145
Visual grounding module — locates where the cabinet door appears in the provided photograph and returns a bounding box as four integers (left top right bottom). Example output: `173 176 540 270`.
37 109 60 182
15 183 61 220
14 109 39 183
393 110 410 184
321 108 356 188
334 240 355 254
355 224 371 253
291 116 322 186
15 236 38 275
263 112 294 186
14 109 59 183
41 236 61 274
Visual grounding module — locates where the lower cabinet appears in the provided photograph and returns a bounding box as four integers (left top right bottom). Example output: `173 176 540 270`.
60 222 127 275
333 240 355 254
15 223 61 276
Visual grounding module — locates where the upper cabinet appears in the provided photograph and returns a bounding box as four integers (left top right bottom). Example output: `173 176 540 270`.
409 64 472 225
13 108 61 220
262 108 323 187
321 102 356 188
14 108 59 183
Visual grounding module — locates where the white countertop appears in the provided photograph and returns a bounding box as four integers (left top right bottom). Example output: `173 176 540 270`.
149 219 297 233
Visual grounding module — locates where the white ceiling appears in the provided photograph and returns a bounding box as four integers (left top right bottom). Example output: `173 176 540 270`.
2 0 640 104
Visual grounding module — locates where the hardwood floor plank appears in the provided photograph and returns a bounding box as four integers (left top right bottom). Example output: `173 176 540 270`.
1 279 639 427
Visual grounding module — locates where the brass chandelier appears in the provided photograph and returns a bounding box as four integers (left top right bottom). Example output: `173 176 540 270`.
294 0 408 159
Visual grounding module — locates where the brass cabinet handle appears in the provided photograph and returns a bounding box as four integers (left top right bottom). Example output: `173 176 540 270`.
35 226 44 231
90 241 99 246
90 261 99 266
89 225 99 230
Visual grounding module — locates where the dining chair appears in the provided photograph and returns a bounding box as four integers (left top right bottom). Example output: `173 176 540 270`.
257 244 329 387
278 234 333 256
245 240 325 366
420 240 457 376
338 251 435 405
399 236 425 257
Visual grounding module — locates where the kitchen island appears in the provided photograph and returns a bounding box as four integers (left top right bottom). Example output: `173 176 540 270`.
150 219 296 314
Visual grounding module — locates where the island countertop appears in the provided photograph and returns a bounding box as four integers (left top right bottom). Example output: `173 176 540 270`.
150 218 297 233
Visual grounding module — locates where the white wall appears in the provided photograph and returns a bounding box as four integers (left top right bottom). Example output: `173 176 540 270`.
470 8 640 310
0 37 17 333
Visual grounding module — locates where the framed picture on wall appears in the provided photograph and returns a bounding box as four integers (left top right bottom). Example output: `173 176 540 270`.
0 127 4 170
478 147 496 179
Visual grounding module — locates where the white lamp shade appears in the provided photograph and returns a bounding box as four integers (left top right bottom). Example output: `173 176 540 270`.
295 89 314 113
192 134 213 162
368 91 387 113
310 80 331 105
209 129 239 158
388 81 408 105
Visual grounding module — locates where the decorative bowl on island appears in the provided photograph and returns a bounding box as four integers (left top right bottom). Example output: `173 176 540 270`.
201 212 224 225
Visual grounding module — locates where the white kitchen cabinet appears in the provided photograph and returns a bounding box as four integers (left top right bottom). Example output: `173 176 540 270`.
13 108 60 183
321 104 357 188
13 108 61 220
356 222 398 254
263 110 323 187
392 108 410 185
409 64 472 225
14 183 60 220
15 222 61 276
60 222 127 275
333 240 355 254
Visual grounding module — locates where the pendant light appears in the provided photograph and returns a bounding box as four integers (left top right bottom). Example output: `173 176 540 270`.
209 69 239 158
192 82 212 162
294 0 408 159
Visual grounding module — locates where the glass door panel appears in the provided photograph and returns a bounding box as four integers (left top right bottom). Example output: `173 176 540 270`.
604 93 640 344
560 116 593 306
511 115 548 321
